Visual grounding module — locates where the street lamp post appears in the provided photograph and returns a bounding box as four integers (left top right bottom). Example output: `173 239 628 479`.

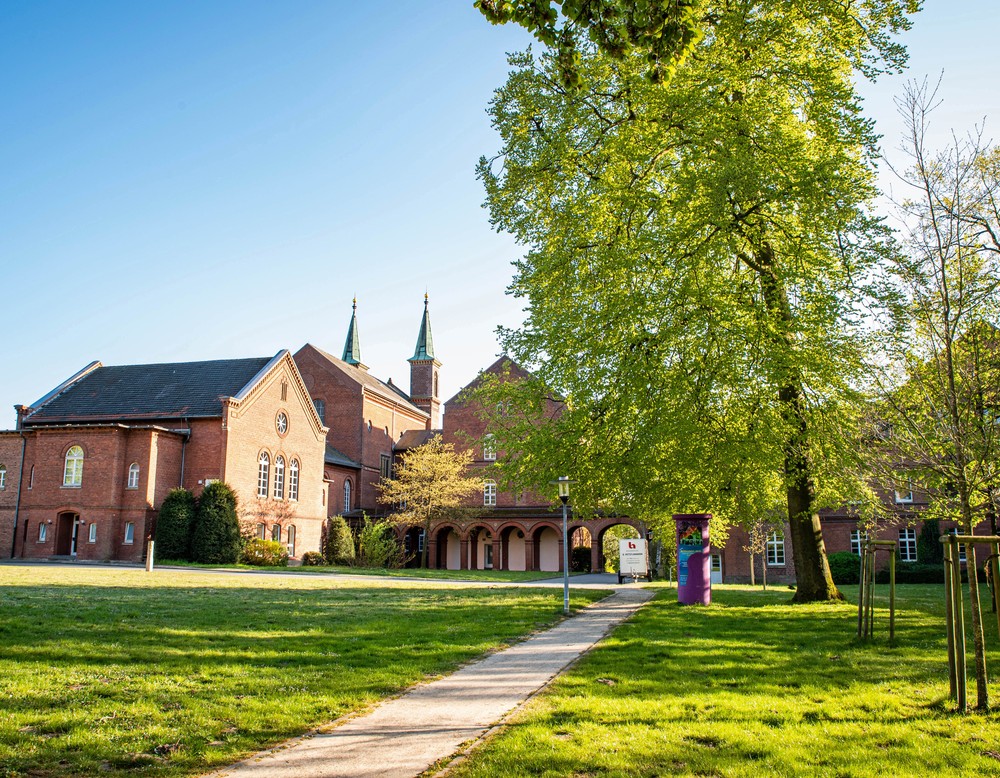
550 476 575 615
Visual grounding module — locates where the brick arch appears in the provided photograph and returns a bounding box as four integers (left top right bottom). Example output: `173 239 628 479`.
590 517 647 574
432 523 463 570
495 521 531 572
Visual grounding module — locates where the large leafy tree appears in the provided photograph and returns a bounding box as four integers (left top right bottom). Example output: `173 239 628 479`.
478 0 915 601
377 435 481 568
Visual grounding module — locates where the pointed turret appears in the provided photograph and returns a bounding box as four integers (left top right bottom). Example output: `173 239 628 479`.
408 294 441 428
342 298 368 371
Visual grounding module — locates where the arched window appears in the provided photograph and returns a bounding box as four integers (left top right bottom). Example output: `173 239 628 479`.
271 524 282 542
0 464 6 490
287 525 296 557
63 446 84 487
344 480 352 513
484 479 497 507
256 523 266 540
288 459 299 501
257 452 270 498
273 455 285 500
127 463 140 489
483 435 496 461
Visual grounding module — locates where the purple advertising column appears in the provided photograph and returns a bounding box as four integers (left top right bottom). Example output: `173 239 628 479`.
675 513 711 605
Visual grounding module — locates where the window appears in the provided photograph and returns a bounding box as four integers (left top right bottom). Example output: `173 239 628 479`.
276 411 288 435
28 465 34 489
314 399 325 424
127 463 140 489
271 524 281 542
850 529 868 556
895 483 913 504
287 525 296 557
257 523 266 540
281 381 288 402
258 452 270 498
418 530 425 552
63 445 84 486
39 523 47 542
124 522 135 545
0 464 5 490
344 480 352 513
273 455 285 500
484 479 497 507
766 531 785 566
948 527 967 563
89 523 97 543
288 459 299 501
380 454 391 480
899 528 917 562
483 435 496 461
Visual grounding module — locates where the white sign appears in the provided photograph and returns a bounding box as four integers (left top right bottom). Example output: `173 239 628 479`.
619 538 649 580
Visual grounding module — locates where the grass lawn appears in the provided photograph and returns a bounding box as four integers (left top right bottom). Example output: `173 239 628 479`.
0 565 607 777
449 584 1000 777
159 560 564 582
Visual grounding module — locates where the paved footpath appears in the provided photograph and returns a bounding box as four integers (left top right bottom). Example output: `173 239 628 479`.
210 587 655 778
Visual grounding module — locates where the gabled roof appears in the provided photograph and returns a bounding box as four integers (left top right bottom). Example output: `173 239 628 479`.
298 344 428 418
396 429 438 451
445 356 535 406
23 355 277 425
325 443 361 469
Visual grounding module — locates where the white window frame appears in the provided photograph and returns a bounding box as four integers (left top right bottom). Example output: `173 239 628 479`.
88 523 97 543
287 525 296 557
0 465 6 490
39 523 47 542
123 522 135 545
484 479 497 507
63 446 84 487
257 523 266 540
895 483 913 504
258 452 270 498
947 527 967 563
850 529 868 556
127 463 140 490
273 455 285 500
271 524 282 542
483 435 497 461
766 530 785 566
344 480 352 513
898 527 917 562
288 459 299 501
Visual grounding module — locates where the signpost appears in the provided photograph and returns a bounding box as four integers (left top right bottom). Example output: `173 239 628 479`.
618 538 652 583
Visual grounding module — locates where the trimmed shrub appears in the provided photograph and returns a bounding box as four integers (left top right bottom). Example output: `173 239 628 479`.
827 552 862 585
917 519 943 564
191 482 241 564
240 538 289 567
300 551 325 566
155 488 196 560
356 516 408 569
876 563 943 584
324 515 356 565
571 545 592 572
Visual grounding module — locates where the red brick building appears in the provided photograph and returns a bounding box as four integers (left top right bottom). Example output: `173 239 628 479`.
6 351 327 562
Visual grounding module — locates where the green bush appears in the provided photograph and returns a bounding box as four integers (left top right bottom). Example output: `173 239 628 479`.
356 516 409 569
571 545 592 572
827 551 862 584
876 563 943 584
155 488 196 560
240 538 289 567
191 482 241 564
300 551 325 566
917 519 943 564
324 515 356 565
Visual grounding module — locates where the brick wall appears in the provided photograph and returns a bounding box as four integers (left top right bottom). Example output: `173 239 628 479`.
0 432 24 558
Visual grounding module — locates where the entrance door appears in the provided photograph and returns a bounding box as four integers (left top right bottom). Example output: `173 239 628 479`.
710 554 723 584
55 513 79 556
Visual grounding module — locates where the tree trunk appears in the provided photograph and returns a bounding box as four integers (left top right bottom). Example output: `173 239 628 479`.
754 243 842 602
420 519 431 569
961 491 990 710
749 551 756 587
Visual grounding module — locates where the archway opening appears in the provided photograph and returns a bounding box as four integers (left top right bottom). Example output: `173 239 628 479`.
598 523 641 573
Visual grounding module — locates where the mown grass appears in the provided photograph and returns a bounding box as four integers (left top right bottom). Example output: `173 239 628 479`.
449 584 1000 777
0 565 607 777
158 559 563 582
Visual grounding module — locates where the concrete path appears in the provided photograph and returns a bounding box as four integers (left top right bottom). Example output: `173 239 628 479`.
210 588 655 778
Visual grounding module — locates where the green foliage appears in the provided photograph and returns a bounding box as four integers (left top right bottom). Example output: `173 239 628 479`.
239 538 289 567
875 563 944 585
570 545 592 572
601 525 639 573
917 519 943 564
324 515 356 565
826 552 862 585
355 516 409 569
191 481 241 565
154 487 196 561
300 551 325 567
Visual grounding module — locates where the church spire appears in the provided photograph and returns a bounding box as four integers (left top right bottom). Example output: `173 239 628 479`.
342 298 368 370
409 293 435 361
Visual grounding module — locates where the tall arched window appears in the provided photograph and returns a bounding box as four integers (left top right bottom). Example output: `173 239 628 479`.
288 459 299 501
273 456 285 499
483 435 496 461
257 452 270 498
484 479 497 506
287 525 296 557
344 480 352 513
271 524 282 542
63 446 84 486
0 464 6 490
127 463 140 489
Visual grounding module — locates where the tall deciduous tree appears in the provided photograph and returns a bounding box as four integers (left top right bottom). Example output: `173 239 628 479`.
478 0 915 601
377 435 481 568
870 79 1000 709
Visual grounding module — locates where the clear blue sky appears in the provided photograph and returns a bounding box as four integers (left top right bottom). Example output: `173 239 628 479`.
1 2 997 426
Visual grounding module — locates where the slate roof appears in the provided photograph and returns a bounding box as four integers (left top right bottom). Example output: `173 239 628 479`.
24 356 275 424
396 429 438 450
325 444 361 469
